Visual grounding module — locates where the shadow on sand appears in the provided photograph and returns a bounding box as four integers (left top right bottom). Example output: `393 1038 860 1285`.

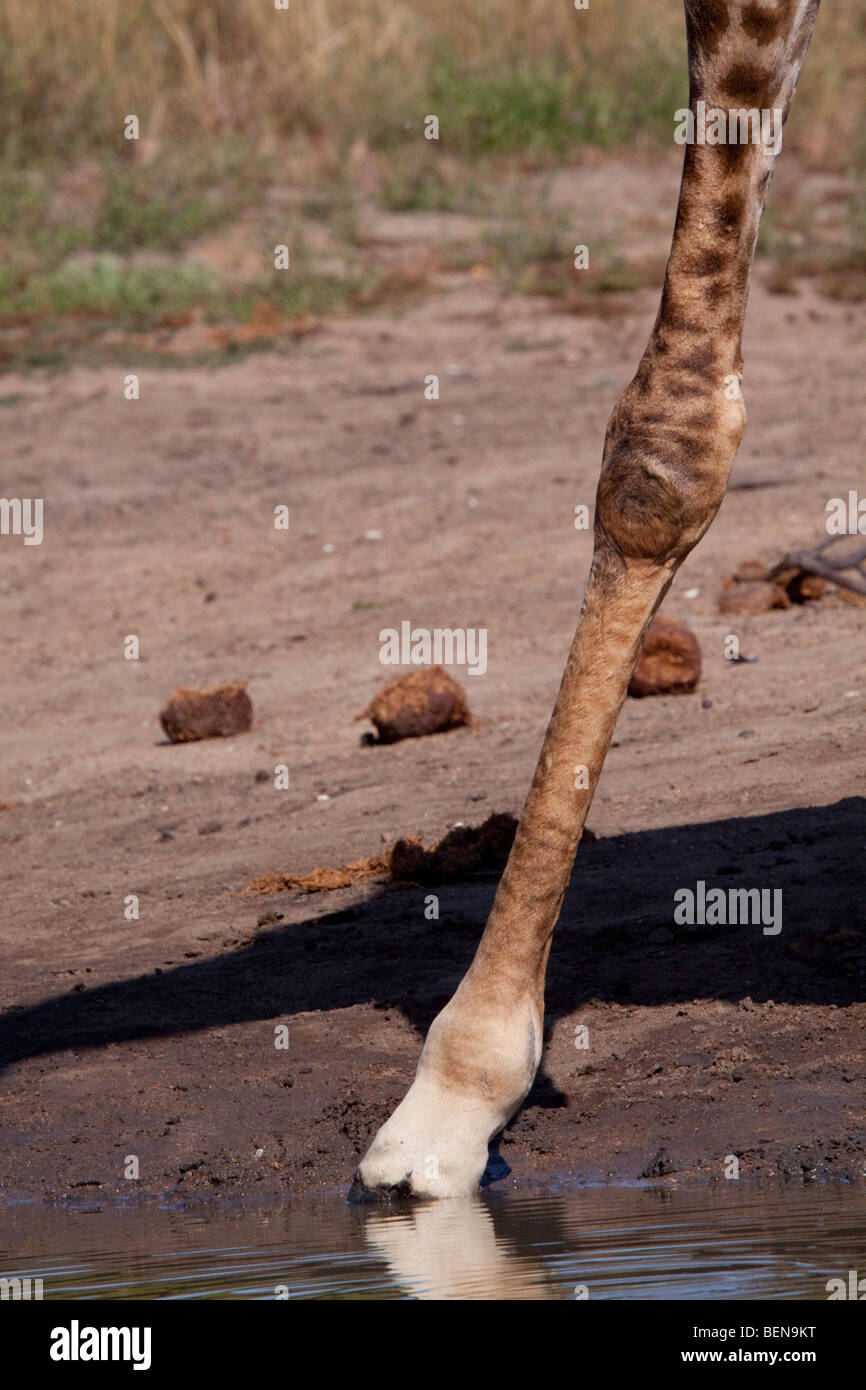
1 798 862 1133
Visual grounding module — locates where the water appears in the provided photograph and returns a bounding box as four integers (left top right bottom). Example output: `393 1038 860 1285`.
1 1185 864 1300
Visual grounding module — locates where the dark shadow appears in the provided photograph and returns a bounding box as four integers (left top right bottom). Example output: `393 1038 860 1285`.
1 798 862 1092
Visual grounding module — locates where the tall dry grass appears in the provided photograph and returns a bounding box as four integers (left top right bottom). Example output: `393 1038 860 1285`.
0 0 862 167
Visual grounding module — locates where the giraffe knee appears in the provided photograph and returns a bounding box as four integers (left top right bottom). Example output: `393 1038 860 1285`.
594 433 732 565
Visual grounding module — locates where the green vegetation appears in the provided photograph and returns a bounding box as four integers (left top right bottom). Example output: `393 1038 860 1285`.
0 0 861 363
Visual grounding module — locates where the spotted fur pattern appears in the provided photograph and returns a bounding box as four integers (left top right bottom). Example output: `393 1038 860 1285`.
596 0 820 567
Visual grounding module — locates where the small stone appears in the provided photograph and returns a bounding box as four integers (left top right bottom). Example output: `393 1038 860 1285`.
639 1148 677 1179
257 910 284 927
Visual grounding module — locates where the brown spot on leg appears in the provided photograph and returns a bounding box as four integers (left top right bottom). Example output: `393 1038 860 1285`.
721 61 772 104
684 411 715 431
716 141 750 176
659 282 701 333
716 191 746 235
665 308 702 334
683 248 725 277
686 0 732 60
666 376 694 401
678 343 718 375
741 1 789 45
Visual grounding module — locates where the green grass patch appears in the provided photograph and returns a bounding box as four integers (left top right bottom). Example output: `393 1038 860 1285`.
1 256 218 321
416 48 686 159
0 255 373 331
380 157 482 213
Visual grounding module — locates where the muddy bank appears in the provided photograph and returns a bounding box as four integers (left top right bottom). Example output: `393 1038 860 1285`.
0 797 863 1199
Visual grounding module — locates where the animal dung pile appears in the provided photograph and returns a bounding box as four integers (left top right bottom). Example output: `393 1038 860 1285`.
628 616 701 697
244 813 599 895
244 812 520 894
357 665 470 743
718 558 825 615
718 578 791 615
245 853 391 895
774 566 826 603
389 812 518 884
159 680 253 743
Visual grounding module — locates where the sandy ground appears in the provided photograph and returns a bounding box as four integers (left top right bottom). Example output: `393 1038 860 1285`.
0 174 864 1198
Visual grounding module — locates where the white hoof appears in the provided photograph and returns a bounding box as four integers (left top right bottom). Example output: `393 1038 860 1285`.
352 1073 497 1199
352 987 541 1200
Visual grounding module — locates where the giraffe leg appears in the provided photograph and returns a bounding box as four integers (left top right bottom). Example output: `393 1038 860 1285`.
353 0 821 1200
352 439 729 1200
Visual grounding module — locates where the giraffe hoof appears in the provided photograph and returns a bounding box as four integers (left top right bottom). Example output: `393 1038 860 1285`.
352 1072 504 1200
346 1173 414 1205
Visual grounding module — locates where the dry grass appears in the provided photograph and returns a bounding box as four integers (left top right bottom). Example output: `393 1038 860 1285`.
0 1 863 363
0 0 862 166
